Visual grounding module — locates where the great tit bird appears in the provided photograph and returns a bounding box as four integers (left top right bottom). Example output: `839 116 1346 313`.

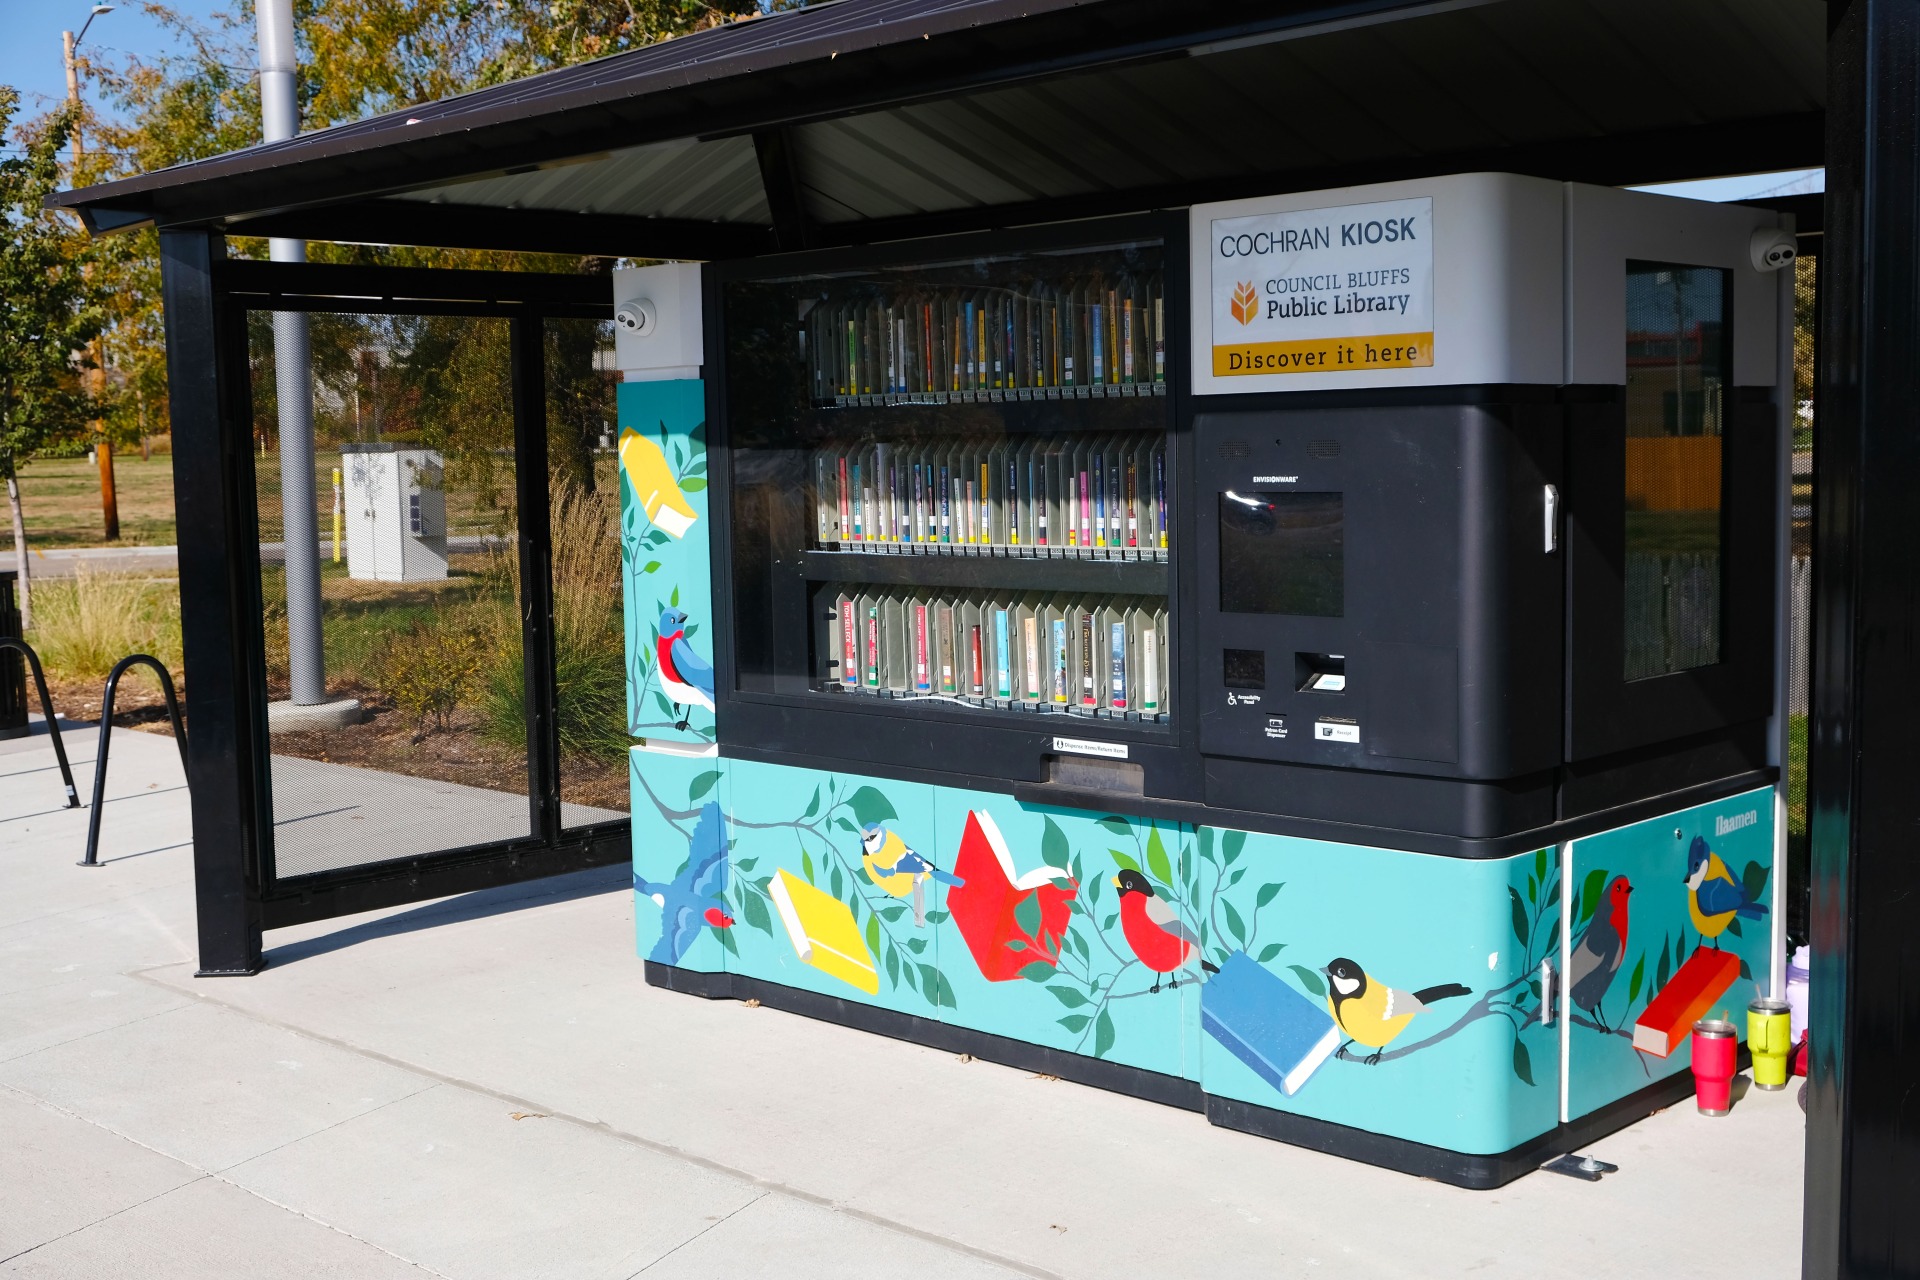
656 607 715 730
1569 876 1632 1032
1323 957 1471 1064
1111 869 1219 992
634 801 731 965
861 824 963 926
1685 835 1767 946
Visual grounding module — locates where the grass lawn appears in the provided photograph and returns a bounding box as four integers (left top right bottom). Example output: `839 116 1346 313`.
14 453 179 548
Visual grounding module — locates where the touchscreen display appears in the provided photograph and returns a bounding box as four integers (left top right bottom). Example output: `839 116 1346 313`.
1219 491 1343 617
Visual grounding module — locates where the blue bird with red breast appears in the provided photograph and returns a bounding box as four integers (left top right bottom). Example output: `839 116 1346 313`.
656 607 714 730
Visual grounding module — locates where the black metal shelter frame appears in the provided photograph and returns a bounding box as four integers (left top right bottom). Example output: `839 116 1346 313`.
160 240 627 969
49 0 1920 1267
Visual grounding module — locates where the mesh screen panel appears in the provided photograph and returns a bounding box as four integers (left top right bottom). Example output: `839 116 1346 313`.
252 310 534 879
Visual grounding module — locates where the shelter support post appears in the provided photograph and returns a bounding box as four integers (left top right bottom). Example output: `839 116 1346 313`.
511 316 561 844
159 228 266 975
1806 0 1920 1271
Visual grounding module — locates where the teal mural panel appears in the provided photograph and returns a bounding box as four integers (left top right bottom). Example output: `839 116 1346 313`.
1197 832 1563 1156
930 793 1200 1081
630 746 731 976
1564 786 1775 1119
717 759 945 1019
619 379 713 747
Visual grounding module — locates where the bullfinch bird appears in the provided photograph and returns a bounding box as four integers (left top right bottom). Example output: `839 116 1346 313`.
635 801 731 965
861 824 964 926
1685 835 1767 946
1569 876 1632 1032
1111 869 1219 992
656 607 715 730
1323 957 1471 1064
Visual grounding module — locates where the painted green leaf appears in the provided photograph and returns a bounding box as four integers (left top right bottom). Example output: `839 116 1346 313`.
1656 940 1673 992
1579 868 1608 926
1512 1037 1535 1086
1628 954 1646 1004
1096 816 1133 837
879 903 907 922
1058 1014 1093 1033
922 966 956 1008
1013 892 1043 938
1257 942 1285 963
688 770 720 801
1727 917 1744 938
901 959 918 991
1742 859 1771 905
1509 887 1530 948
844 786 898 828
1222 829 1247 865
1047 985 1090 1008
885 946 900 987
1289 965 1326 999
834 815 859 835
865 913 881 957
1107 848 1141 876
905 936 928 954
1101 913 1118 932
1224 900 1247 945
1535 846 1548 887
680 477 707 492
802 850 815 884
642 560 662 574
654 691 674 717
1527 874 1538 903
715 926 739 956
741 891 771 936
1197 826 1215 864
1146 828 1173 886
1227 866 1247 887
1738 956 1753 982
1093 1009 1116 1059
1019 961 1057 983
670 585 680 607
924 910 948 925
802 787 822 819
1006 938 1029 952
1543 919 1561 960
1041 818 1070 876
830 864 845 901
1256 881 1284 908
734 857 758 874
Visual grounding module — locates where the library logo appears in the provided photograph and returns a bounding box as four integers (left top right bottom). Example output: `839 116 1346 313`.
1230 281 1258 325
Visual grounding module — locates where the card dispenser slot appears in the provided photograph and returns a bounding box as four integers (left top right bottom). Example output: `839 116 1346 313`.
1296 652 1346 693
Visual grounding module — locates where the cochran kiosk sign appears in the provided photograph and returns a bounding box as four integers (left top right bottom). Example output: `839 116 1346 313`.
1210 196 1434 376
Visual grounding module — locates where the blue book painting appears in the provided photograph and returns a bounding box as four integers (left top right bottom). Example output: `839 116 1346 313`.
1203 952 1341 1097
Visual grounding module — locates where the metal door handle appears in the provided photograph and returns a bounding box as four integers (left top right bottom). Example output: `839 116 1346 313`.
1542 484 1559 554
1540 958 1557 1025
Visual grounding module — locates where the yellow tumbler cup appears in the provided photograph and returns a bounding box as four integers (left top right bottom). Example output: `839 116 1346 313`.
1748 997 1792 1090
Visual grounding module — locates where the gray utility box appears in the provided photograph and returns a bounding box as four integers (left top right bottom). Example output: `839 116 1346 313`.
341 446 448 582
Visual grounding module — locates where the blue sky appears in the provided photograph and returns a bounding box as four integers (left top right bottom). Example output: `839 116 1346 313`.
0 0 233 120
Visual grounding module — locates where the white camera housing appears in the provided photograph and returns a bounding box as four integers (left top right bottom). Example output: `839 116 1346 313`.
1750 227 1798 273
612 262 703 379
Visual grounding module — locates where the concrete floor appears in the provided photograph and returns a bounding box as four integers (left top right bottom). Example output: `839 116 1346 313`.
0 723 1807 1279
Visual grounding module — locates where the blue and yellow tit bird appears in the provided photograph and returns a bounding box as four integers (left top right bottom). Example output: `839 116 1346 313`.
860 824 964 927
1324 957 1471 1065
1685 835 1767 946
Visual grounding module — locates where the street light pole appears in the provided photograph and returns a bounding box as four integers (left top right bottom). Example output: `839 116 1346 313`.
64 6 118 543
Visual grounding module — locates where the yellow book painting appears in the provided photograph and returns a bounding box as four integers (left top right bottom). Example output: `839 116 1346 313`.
768 869 880 994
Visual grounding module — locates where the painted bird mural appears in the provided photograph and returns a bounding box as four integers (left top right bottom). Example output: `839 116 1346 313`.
1685 835 1767 945
1324 957 1472 1064
861 824 965 927
656 607 715 730
619 428 700 539
1111 869 1219 993
635 801 732 965
1569 876 1633 1032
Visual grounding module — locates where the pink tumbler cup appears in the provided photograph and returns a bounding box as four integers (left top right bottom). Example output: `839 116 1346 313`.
1692 1019 1738 1116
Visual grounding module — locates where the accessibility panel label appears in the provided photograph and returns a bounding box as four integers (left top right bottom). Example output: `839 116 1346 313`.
1209 197 1434 376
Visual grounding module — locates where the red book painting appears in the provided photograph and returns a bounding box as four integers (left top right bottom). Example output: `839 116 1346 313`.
1632 946 1741 1057
947 810 1076 982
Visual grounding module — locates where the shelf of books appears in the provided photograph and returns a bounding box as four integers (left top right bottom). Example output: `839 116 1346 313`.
723 235 1174 728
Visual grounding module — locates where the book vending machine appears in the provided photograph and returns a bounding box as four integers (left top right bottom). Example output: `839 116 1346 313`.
622 175 1795 1186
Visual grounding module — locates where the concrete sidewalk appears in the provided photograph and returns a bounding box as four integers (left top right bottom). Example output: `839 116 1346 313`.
0 729 1806 1279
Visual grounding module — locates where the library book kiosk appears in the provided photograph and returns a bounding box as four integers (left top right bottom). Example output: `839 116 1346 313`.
623 173 1792 1187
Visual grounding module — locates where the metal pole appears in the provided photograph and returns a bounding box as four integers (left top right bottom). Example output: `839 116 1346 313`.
258 0 325 705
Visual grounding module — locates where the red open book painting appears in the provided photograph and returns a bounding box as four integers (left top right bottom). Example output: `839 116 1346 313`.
947 810 1077 981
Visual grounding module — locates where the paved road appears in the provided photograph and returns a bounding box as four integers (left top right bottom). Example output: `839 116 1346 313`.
0 728 1806 1279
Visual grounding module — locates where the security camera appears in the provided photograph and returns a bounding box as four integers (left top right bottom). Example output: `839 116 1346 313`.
1751 228 1797 273
614 297 658 336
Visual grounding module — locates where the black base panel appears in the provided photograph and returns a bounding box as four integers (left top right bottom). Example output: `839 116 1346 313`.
645 961 1203 1111
645 962 1733 1188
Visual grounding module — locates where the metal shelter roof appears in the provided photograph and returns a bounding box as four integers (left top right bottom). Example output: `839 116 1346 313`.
52 0 1824 256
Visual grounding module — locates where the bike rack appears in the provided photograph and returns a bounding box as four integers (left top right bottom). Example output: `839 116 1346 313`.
80 654 188 868
0 637 80 809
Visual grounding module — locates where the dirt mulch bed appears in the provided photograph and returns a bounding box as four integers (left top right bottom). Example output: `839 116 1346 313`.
35 674 629 814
